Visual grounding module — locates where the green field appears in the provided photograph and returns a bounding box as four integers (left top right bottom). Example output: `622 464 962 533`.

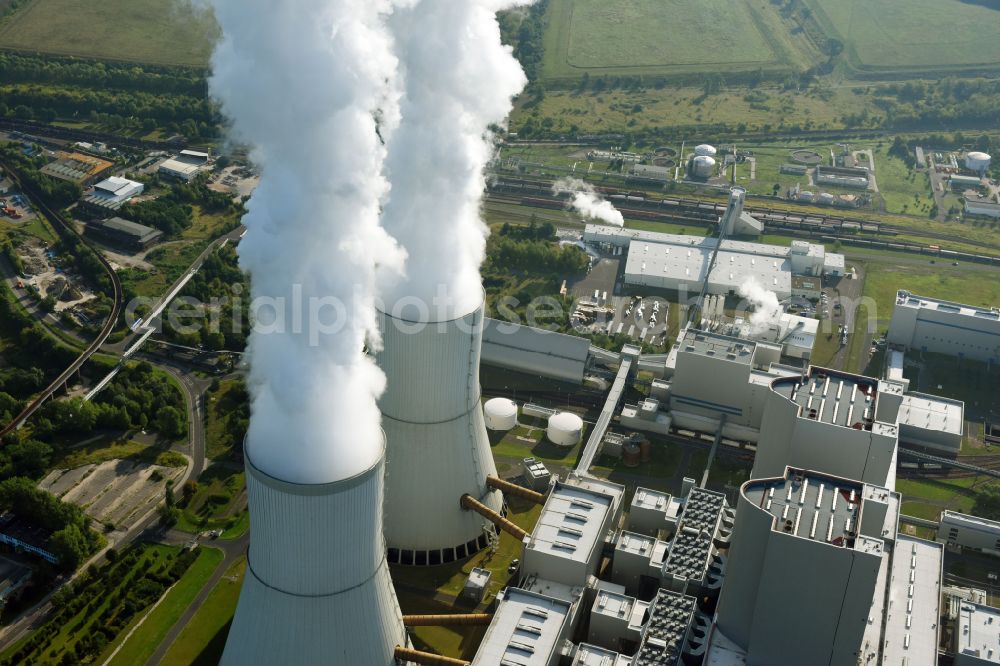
0 0 217 66
541 0 817 81
805 0 1000 72
160 556 245 666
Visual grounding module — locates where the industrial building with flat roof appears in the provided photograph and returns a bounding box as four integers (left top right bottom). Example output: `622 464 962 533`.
85 217 163 250
966 198 1000 219
482 317 591 384
938 511 1000 556
159 149 210 181
471 587 574 666
955 601 1000 664
584 225 844 301
887 290 1000 363
39 151 114 186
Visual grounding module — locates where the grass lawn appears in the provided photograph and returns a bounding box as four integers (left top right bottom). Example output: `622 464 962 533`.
541 0 818 81
104 547 224 666
0 0 217 66
119 240 209 300
872 146 934 215
862 261 1000 335
804 0 1000 71
159 556 245 666
181 205 239 242
490 423 583 467
896 475 988 515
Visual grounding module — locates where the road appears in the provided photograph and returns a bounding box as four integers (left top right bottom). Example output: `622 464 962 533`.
144 529 249 666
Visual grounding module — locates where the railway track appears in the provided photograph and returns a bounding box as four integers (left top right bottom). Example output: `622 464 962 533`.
0 163 124 437
487 176 1000 266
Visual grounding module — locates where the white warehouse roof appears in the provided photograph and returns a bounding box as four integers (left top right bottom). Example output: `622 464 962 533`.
625 240 792 298
527 482 613 566
956 601 1000 663
881 536 942 664
94 176 140 195
472 588 572 666
897 393 964 437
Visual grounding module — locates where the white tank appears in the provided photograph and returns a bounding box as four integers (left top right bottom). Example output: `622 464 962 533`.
484 397 518 431
818 193 835 204
222 441 406 665
695 144 717 157
799 190 814 200
547 412 583 447
376 296 503 565
692 155 716 178
966 151 991 172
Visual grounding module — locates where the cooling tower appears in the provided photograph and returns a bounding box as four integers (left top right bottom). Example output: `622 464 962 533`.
376 296 504 565
221 440 406 665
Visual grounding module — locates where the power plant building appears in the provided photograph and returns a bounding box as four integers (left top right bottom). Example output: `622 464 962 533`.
376 298 504 565
482 317 591 384
471 588 574 666
887 290 1000 363
955 601 1000 665
938 511 1000 556
583 225 844 301
756 368 902 487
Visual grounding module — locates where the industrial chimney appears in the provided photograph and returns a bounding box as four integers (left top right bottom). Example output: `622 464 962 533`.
221 437 407 664
376 295 504 565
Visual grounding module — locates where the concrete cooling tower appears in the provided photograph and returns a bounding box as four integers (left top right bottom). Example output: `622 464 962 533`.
221 439 406 665
376 296 504 566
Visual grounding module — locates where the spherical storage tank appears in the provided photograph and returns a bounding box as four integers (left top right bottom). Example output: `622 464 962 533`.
692 155 716 178
484 398 518 431
547 412 583 447
966 151 991 172
695 144 717 157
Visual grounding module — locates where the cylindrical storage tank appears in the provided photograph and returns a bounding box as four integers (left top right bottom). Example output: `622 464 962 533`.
692 155 716 178
966 151 991 172
375 296 503 564
695 144 717 157
222 443 407 665
484 398 518 431
818 192 835 205
547 412 583 447
799 190 814 200
622 441 641 467
639 438 652 463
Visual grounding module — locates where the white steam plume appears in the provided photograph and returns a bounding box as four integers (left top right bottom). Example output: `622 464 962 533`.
209 0 403 484
552 177 624 227
378 0 535 318
738 278 783 335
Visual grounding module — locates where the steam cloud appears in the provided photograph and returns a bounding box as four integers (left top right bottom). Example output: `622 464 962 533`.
209 0 404 483
738 278 783 335
553 177 624 227
378 0 536 319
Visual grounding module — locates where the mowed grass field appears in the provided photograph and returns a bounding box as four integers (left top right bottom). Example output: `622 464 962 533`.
804 0 1000 70
541 0 818 80
0 0 217 66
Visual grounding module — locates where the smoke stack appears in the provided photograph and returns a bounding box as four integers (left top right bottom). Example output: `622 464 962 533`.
376 296 503 565
221 440 406 664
